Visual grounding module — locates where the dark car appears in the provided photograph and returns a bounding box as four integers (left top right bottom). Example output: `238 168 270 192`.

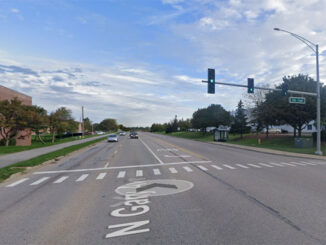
129 132 138 139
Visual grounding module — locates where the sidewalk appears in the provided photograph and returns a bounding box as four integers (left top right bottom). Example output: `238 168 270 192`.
211 141 326 160
0 135 108 168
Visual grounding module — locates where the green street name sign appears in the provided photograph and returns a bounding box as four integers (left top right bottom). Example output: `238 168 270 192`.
289 97 306 104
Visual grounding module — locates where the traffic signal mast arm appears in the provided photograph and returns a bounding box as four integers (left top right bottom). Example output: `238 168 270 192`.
201 80 317 97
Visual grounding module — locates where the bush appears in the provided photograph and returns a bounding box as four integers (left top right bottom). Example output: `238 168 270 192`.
0 138 16 146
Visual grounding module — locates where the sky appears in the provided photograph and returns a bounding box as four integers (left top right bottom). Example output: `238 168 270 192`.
0 0 325 126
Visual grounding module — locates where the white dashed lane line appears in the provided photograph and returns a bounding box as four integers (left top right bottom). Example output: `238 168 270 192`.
183 166 193 172
53 176 69 183
117 171 126 178
259 163 273 168
247 164 261 168
169 167 178 173
76 174 89 182
223 164 236 170
211 165 223 170
153 169 161 175
136 170 143 177
198 165 208 171
96 172 107 180
30 177 50 186
6 178 29 187
236 164 249 169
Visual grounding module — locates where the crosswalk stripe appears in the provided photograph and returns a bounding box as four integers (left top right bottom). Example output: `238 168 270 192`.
289 162 306 166
269 162 284 167
301 161 317 165
183 166 193 172
198 165 208 171
30 177 50 185
153 169 161 175
169 167 178 173
117 171 126 178
136 170 143 177
223 164 235 169
6 178 29 187
76 174 89 182
248 164 261 168
280 162 296 167
259 163 273 167
211 165 223 170
53 176 69 183
236 164 249 169
96 172 107 180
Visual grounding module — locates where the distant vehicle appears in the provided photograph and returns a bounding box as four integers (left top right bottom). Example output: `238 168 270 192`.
262 128 281 134
107 134 118 142
129 132 138 139
96 131 105 135
120 132 126 136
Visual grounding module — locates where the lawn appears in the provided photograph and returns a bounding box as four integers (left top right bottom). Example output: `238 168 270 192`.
0 136 107 182
0 134 105 155
153 131 326 156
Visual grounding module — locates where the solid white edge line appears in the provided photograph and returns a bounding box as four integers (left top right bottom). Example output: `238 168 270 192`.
33 160 212 174
6 178 29 187
139 138 164 164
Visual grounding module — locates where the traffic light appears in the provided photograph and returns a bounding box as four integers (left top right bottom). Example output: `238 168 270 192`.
281 83 288 96
208 68 215 94
247 78 254 93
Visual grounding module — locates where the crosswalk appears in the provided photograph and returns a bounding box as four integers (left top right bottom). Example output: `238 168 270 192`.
4 160 326 188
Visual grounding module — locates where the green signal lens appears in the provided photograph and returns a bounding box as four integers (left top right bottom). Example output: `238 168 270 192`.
210 79 214 83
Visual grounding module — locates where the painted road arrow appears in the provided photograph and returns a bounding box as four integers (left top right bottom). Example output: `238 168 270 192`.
136 183 177 193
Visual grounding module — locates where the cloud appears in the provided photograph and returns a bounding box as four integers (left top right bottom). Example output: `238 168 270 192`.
10 9 19 14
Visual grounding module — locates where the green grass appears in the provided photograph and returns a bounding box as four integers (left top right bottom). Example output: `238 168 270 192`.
0 134 105 155
0 136 107 182
153 131 326 156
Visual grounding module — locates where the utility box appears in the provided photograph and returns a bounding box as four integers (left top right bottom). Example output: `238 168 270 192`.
214 126 230 142
294 137 313 148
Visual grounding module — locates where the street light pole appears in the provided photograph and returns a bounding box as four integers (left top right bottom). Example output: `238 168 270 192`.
274 27 322 155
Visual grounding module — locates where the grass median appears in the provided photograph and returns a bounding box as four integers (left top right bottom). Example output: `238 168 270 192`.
0 136 107 182
153 131 326 156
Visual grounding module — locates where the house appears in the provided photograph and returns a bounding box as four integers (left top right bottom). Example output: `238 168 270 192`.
0 85 32 146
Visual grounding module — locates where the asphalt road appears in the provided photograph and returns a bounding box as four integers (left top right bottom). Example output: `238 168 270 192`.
1 132 326 245
0 134 108 168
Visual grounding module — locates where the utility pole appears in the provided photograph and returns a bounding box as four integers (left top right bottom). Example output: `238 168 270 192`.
82 106 85 137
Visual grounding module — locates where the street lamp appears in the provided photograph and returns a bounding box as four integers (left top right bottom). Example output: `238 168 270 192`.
274 27 322 155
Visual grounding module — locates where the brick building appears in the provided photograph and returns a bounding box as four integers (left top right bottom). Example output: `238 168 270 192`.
0 85 32 146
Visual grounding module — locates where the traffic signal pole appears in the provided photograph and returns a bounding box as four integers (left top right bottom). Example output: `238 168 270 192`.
202 80 317 97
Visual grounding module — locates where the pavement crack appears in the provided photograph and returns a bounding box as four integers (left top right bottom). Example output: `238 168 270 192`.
191 163 326 245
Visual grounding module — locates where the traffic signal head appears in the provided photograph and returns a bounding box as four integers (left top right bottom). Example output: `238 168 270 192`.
247 78 254 93
281 83 288 96
208 68 215 94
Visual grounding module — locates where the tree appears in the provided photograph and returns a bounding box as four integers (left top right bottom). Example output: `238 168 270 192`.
0 98 30 146
265 74 317 137
231 100 250 138
84 117 92 132
99 118 118 132
178 118 192 131
48 107 75 143
26 105 48 144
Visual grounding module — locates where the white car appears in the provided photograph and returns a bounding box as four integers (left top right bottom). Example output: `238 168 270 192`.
120 132 126 136
107 134 118 142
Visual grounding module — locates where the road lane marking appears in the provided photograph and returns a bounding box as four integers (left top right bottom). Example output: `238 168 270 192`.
53 176 69 183
34 160 212 174
183 166 193 172
223 164 236 169
259 163 273 168
236 164 249 169
169 167 178 173
104 162 110 168
198 165 208 171
301 161 317 165
163 155 191 158
269 162 284 167
30 177 50 185
76 174 89 182
6 178 29 187
136 170 143 177
280 162 296 166
153 169 161 175
289 162 306 166
157 148 178 152
96 172 107 180
117 171 126 178
211 165 223 170
139 138 164 164
247 164 261 168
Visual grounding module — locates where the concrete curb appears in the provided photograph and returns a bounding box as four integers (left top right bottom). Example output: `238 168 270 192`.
211 141 326 160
